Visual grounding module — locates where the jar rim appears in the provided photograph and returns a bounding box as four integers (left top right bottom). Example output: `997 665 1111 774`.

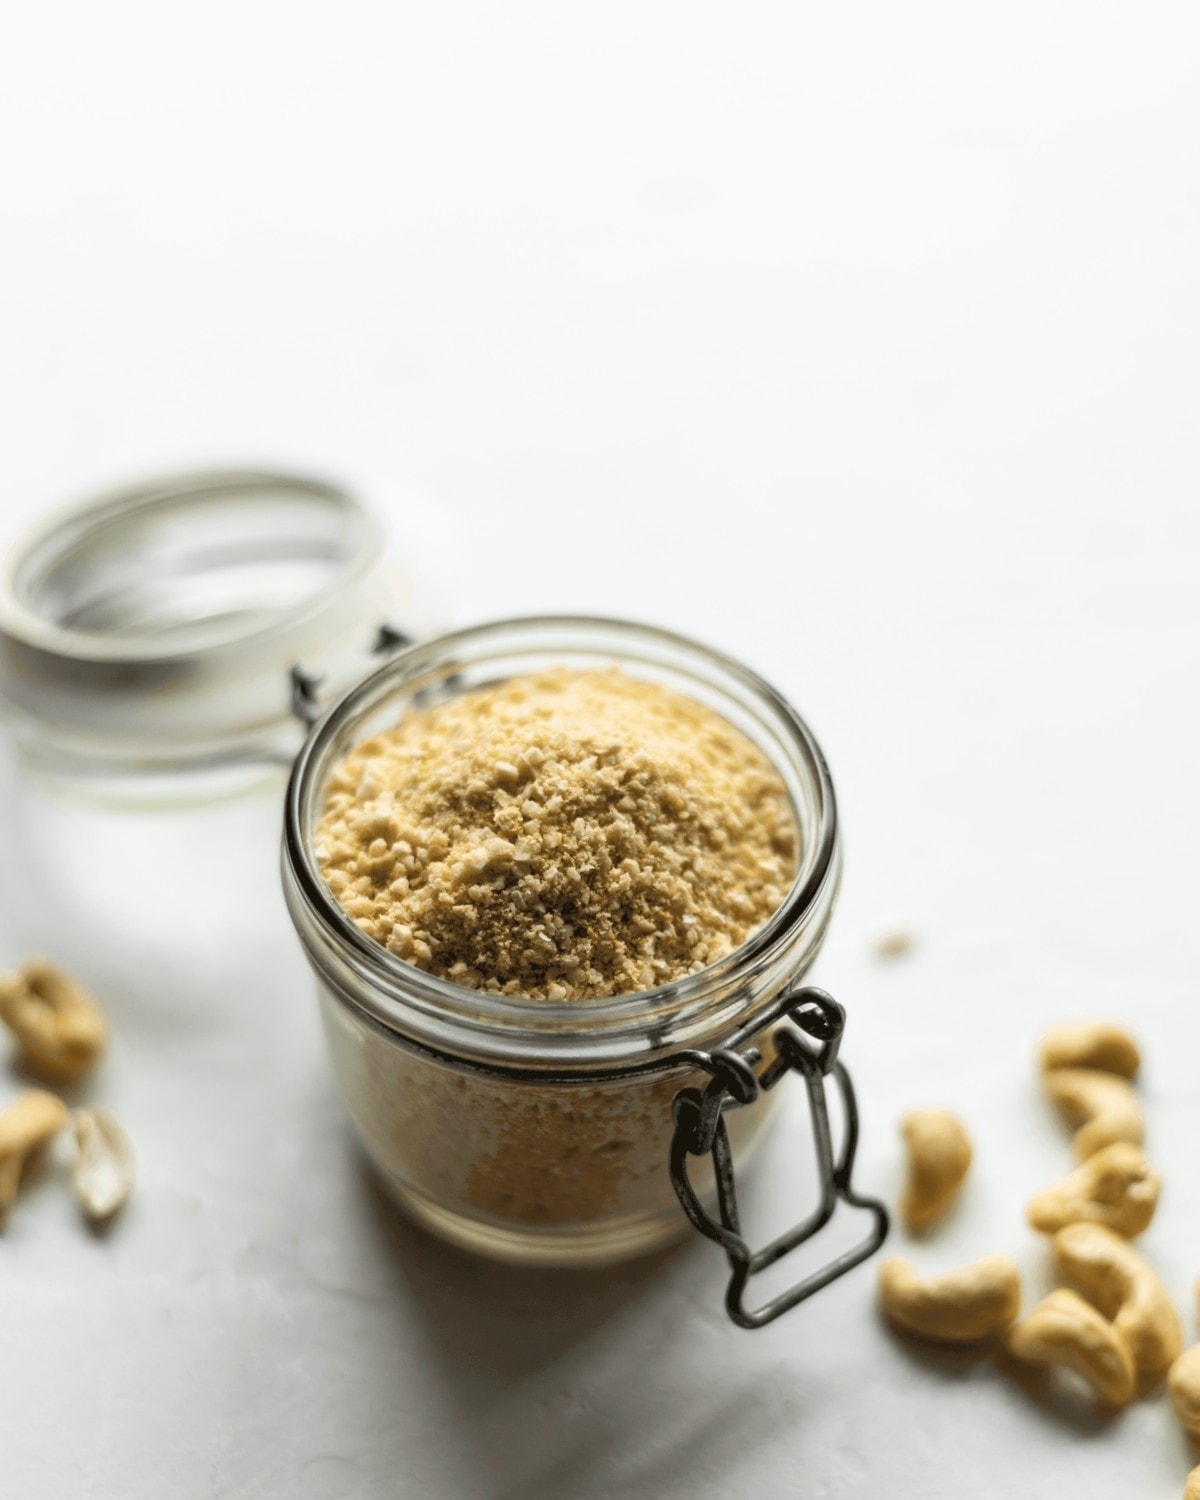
283 615 840 1070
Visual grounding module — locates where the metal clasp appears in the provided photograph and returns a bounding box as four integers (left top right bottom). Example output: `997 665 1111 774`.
289 622 416 730
668 987 888 1330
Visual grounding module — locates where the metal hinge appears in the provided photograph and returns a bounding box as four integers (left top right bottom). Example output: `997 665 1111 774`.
289 621 415 730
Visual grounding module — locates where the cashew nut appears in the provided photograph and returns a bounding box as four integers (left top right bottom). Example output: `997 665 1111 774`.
899 1108 972 1231
878 1255 1022 1343
1006 1289 1136 1405
1038 1020 1140 1078
1044 1067 1143 1161
1168 1345 1200 1436
1186 1467 1200 1500
0 1089 70 1227
0 959 107 1085
72 1107 135 1224
1053 1221 1182 1373
1026 1141 1160 1239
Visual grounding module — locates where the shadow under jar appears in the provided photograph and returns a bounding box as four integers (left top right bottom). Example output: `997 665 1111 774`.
282 617 886 1322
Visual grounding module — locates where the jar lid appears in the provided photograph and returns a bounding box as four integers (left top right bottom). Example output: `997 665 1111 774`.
0 469 429 792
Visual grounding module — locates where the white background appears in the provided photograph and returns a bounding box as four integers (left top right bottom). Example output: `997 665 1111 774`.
2 3 1200 1497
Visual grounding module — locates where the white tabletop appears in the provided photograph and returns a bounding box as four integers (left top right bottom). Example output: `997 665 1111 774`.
2 4 1199 1496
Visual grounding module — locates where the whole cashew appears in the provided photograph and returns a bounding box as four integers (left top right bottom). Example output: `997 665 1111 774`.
1053 1221 1182 1373
878 1254 1022 1343
1038 1021 1140 1078
1044 1067 1143 1161
1168 1345 1200 1435
899 1109 972 1232
1026 1142 1160 1239
1187 1467 1200 1500
0 1089 70 1227
1006 1289 1136 1406
0 959 107 1086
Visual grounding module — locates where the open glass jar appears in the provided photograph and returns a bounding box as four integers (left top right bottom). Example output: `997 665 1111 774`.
0 468 434 802
282 616 887 1326
0 468 441 972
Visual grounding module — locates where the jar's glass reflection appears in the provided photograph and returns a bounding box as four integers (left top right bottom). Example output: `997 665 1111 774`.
0 749 298 1031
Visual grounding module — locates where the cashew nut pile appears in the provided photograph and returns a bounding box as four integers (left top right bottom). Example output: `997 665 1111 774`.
0 959 133 1229
882 1016 1200 1496
1009 1023 1189 1453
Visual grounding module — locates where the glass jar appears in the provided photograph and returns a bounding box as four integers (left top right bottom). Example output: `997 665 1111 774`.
0 468 437 800
282 616 887 1324
0 468 440 976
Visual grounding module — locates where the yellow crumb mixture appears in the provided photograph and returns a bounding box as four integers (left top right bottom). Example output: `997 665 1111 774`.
316 668 797 999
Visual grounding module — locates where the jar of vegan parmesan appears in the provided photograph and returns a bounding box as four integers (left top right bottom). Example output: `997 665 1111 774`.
282 616 887 1328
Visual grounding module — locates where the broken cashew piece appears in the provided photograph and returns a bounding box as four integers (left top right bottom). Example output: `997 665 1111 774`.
1006 1289 1136 1406
72 1108 135 1224
0 1089 70 1227
1053 1221 1182 1373
1038 1020 1140 1078
0 959 107 1085
899 1109 972 1232
1026 1141 1160 1239
1187 1468 1200 1500
878 1254 1022 1343
1043 1067 1143 1161
872 928 916 959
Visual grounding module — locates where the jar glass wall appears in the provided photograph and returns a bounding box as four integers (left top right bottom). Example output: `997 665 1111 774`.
283 617 841 1265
